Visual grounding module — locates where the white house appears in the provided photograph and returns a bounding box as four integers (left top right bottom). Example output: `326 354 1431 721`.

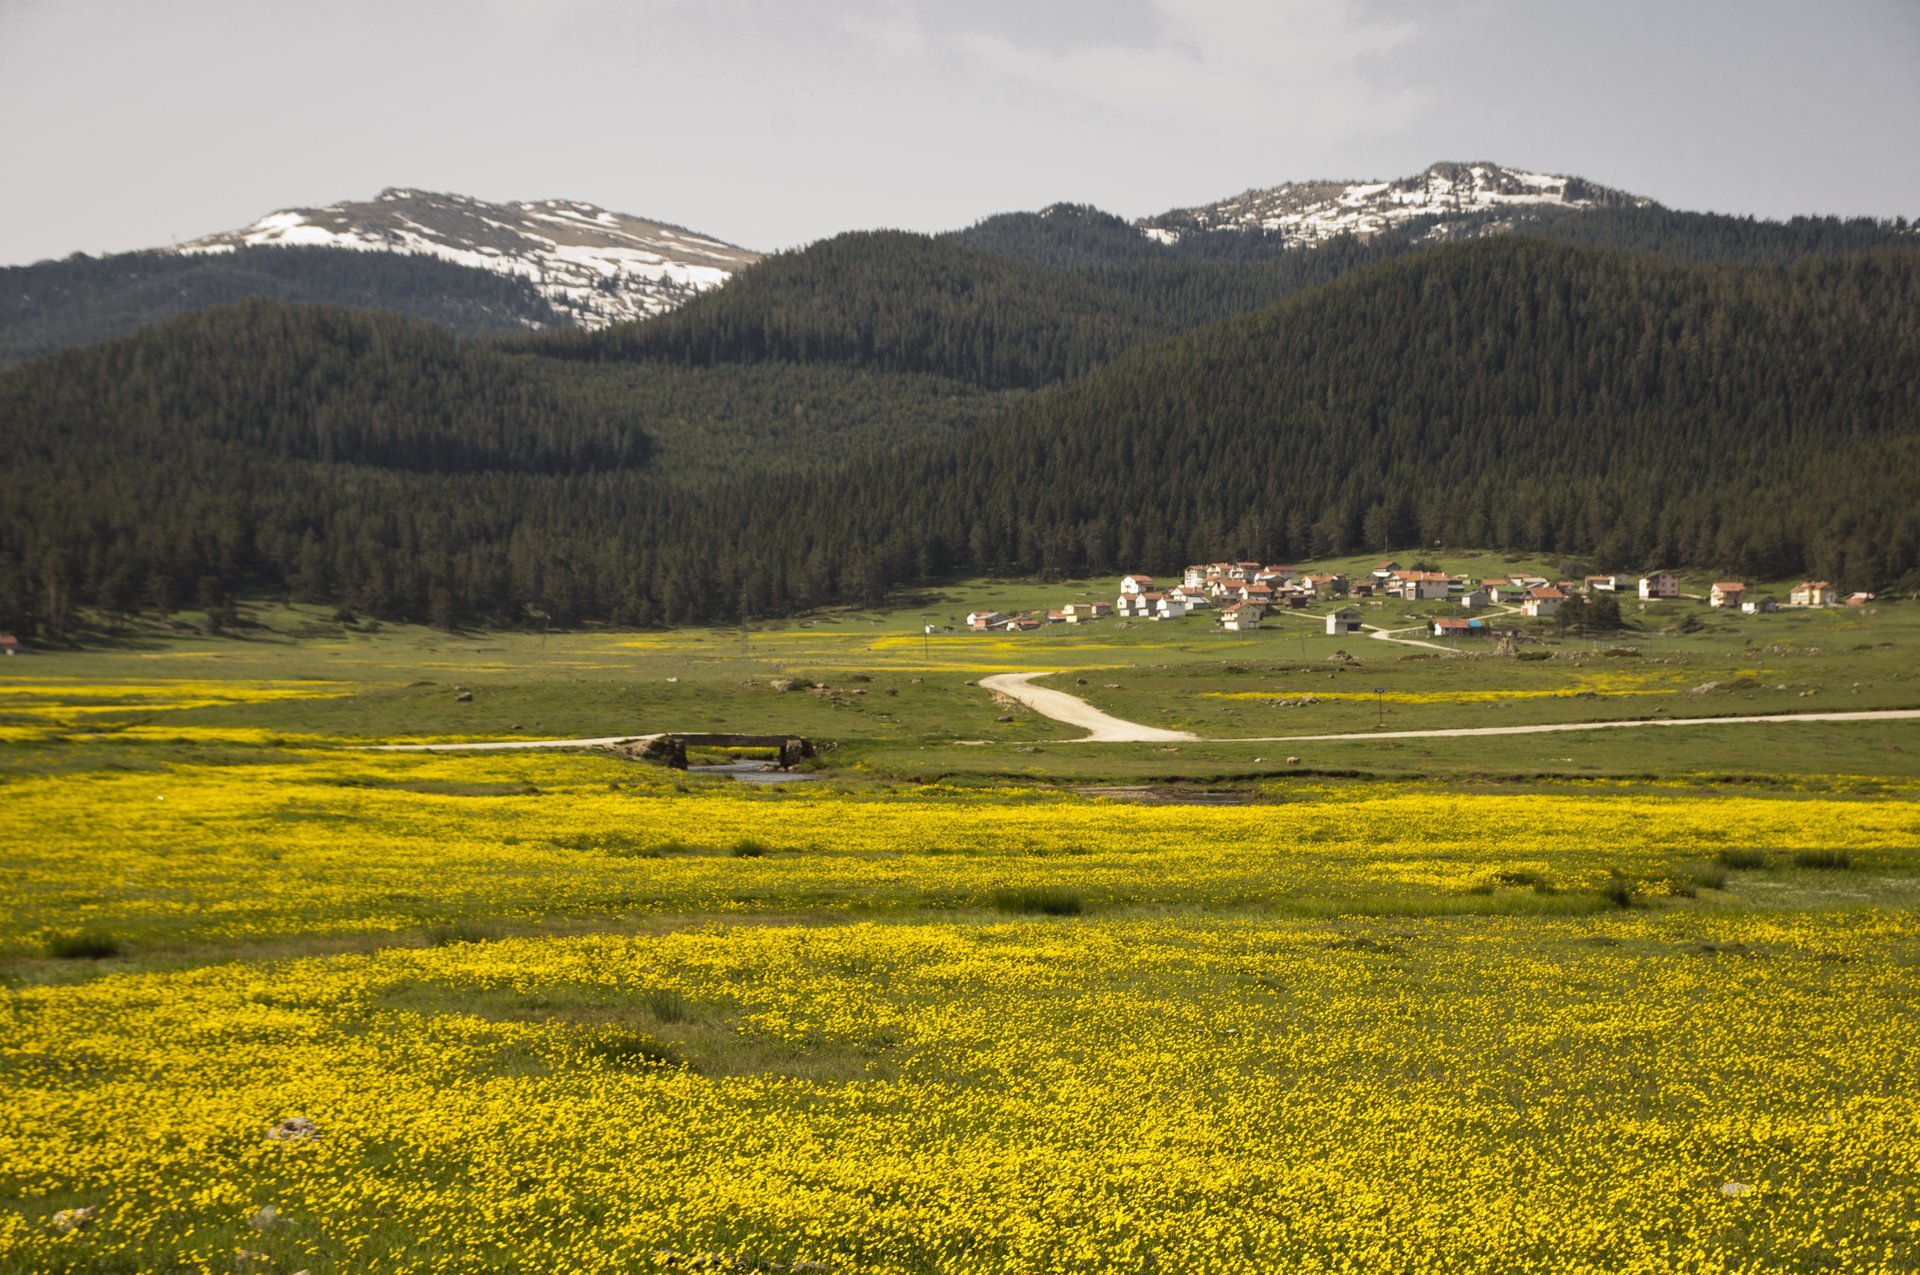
1522 586 1567 618
1217 602 1262 631
1584 575 1622 593
1119 574 1157 596
1709 582 1745 609
1169 587 1211 610
1457 587 1490 610
1740 599 1778 615
966 610 1008 630
1154 595 1190 620
1325 607 1363 635
1639 571 1679 600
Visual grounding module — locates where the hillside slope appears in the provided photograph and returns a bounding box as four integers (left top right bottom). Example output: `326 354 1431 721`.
0 245 565 367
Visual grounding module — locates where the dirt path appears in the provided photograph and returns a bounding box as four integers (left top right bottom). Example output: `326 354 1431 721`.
977 672 1198 742
1364 623 1455 653
1229 709 1920 744
370 734 659 753
978 674 1920 745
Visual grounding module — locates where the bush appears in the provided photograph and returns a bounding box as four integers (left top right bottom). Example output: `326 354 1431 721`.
730 838 771 858
1716 848 1767 870
45 931 122 960
989 886 1085 916
425 921 498 946
1793 849 1853 871
1597 869 1638 909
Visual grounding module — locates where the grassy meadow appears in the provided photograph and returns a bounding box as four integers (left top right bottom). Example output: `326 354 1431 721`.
3 561 1918 1271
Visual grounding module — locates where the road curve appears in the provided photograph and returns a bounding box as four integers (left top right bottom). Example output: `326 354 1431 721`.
978 672 1198 742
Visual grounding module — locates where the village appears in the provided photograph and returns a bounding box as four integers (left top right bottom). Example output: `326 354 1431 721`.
961 561 1872 637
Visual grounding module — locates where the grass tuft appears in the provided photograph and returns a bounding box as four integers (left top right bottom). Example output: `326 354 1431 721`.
730 838 772 858
1793 848 1853 871
44 931 122 960
1716 848 1768 870
990 886 1085 916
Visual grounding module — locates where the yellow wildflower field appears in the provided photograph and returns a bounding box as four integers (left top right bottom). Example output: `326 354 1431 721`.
3 740 1918 1271
5 751 1918 953
2 915 1917 1272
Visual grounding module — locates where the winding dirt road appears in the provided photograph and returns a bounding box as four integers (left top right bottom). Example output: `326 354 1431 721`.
978 674 1920 744
977 672 1198 742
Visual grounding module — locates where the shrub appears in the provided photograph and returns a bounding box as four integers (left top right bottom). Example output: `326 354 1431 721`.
1716 848 1768 870
1793 849 1853 871
45 931 122 960
989 886 1085 916
1597 870 1638 909
730 838 771 858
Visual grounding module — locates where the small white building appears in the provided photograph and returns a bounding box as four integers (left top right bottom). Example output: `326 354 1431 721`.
1639 571 1679 600
1709 582 1745 609
1325 607 1363 635
1119 574 1157 597
966 610 1008 630
1217 602 1262 631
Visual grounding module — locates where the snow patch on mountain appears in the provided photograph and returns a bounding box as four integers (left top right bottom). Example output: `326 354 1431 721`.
1140 161 1654 247
174 189 760 327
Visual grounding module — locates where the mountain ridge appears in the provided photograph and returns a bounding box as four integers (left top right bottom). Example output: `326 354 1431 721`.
1139 160 1654 247
173 187 761 327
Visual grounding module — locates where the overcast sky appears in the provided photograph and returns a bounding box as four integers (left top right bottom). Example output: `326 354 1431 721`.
2 0 1916 264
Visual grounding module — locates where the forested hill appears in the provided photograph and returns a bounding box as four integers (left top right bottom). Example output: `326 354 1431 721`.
947 202 1917 271
0 245 565 367
766 238 1920 594
2 238 1917 634
526 230 1418 389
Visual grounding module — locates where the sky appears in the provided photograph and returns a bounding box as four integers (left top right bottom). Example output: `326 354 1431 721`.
2 0 1916 264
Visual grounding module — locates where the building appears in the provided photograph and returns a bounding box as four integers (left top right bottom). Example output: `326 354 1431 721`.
1639 571 1679 600
1390 571 1452 601
1789 581 1839 607
0 634 19 656
1709 582 1745 608
965 611 1008 630
1217 602 1263 631
1522 586 1567 618
1846 592 1876 606
1119 574 1157 596
1326 607 1363 635
1432 618 1484 638
1740 598 1778 615
1584 575 1622 593
1457 587 1490 610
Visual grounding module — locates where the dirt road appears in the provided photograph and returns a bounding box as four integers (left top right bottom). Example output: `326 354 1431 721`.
977 672 1198 742
979 674 1920 744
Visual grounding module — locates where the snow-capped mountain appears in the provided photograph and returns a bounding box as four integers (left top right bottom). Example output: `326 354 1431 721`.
1140 161 1654 247
173 188 760 327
